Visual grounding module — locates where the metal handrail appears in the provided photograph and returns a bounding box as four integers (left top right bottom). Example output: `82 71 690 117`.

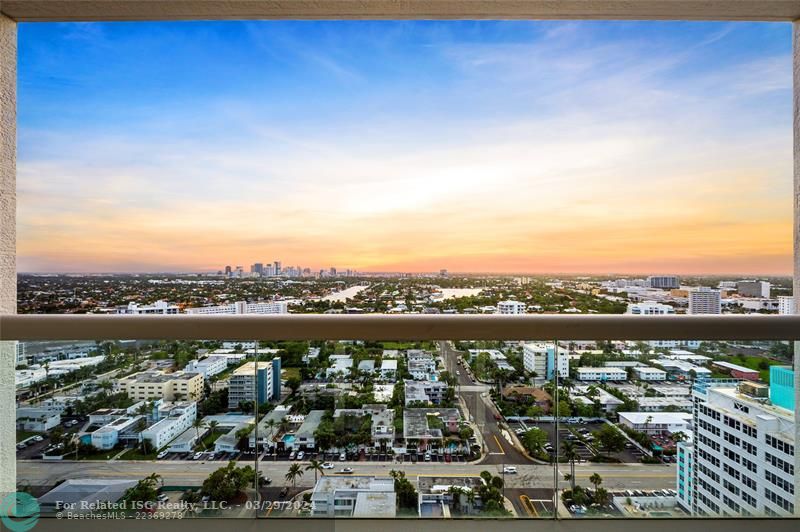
2 314 800 341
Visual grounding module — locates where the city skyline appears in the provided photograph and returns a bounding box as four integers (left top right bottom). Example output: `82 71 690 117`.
17 20 793 275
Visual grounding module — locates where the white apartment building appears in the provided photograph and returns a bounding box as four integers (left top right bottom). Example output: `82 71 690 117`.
737 280 771 299
16 407 61 432
679 375 795 517
227 359 281 409
140 401 198 450
185 355 227 379
778 295 796 315
633 366 668 381
380 359 398 381
576 367 627 382
627 301 676 315
118 300 180 314
116 370 204 401
689 288 722 315
619 412 692 434
522 342 569 380
497 300 526 314
91 415 146 450
404 380 449 405
185 300 288 315
311 476 396 517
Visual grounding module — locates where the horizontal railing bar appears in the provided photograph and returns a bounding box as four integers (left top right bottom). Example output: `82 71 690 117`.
2 314 800 341
2 0 799 22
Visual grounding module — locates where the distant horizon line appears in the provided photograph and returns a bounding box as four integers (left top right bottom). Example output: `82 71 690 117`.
16 270 794 279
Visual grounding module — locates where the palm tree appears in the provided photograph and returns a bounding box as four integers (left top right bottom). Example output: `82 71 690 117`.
589 473 603 491
207 420 220 435
285 463 303 489
305 459 325 484
561 440 578 491
145 472 163 488
192 418 208 450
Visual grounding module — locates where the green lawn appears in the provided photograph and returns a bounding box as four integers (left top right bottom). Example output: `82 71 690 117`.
194 430 223 451
719 354 779 382
282 367 301 381
120 447 158 460
16 430 40 443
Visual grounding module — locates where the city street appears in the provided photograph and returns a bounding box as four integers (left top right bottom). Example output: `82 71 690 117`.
17 459 677 491
439 341 531 465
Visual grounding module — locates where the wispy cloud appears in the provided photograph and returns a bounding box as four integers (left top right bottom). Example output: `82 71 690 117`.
16 20 794 274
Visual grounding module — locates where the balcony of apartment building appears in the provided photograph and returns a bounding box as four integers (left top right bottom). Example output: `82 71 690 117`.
1 2 800 532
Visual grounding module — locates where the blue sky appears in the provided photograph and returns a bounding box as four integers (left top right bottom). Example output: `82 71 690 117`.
16 21 794 274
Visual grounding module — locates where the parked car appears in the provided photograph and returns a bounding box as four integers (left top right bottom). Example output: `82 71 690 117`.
339 452 346 461
503 466 518 474
157 450 169 459
157 493 169 503
424 453 431 462
296 451 305 460
32 436 44 442
193 452 204 460
289 451 296 460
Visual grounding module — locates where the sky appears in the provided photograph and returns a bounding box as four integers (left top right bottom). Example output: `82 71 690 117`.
16 20 794 275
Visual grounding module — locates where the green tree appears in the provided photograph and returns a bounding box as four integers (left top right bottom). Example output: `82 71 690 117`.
561 440 578 490
305 459 325 484
389 470 419 515
522 428 548 456
285 463 304 488
594 424 626 456
202 461 256 501
123 473 162 503
286 377 302 396
589 473 603 491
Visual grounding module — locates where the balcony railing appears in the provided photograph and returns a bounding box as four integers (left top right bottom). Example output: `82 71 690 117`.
2 314 799 531
3 314 800 341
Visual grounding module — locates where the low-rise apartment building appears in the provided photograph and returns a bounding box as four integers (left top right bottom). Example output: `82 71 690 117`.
116 370 204 401
633 366 668 381
311 476 396 517
185 300 288 315
185 355 228 379
140 401 198 450
16 407 61 432
404 380 449 406
576 367 627 382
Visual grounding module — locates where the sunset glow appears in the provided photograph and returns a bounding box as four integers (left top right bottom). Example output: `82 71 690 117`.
17 21 793 274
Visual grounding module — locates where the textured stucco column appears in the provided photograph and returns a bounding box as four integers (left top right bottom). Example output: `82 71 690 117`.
793 20 800 517
0 13 16 499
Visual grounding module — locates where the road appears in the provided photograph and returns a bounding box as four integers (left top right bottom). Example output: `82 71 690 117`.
17 460 677 490
439 341 530 465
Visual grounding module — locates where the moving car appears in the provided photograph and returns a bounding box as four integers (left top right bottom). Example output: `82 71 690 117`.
503 466 518 474
338 467 354 474
321 462 335 469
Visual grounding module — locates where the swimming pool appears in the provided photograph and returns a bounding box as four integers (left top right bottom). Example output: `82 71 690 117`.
282 434 296 445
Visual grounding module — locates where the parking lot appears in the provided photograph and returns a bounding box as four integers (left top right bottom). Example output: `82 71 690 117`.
508 420 646 464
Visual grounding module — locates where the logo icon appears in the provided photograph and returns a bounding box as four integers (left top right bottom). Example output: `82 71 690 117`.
0 492 40 532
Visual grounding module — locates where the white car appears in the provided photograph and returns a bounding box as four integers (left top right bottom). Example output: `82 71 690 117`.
321 462 335 469
289 451 297 460
32 436 44 442
193 452 204 460
503 466 518 474
339 452 346 461
157 450 169 459
296 451 305 460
